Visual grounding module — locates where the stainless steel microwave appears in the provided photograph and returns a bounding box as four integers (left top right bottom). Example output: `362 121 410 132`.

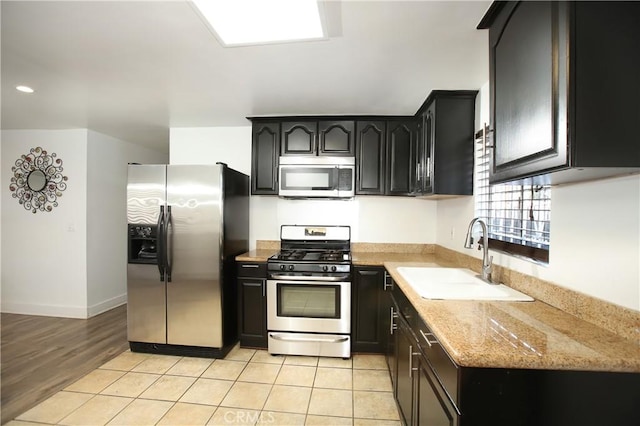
278 157 355 198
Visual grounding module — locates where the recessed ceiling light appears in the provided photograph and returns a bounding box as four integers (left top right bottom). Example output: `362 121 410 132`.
16 85 35 93
191 0 325 47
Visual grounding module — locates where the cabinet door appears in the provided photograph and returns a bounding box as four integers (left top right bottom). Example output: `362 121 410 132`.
356 121 386 195
352 267 385 353
395 320 414 426
386 120 417 195
281 121 317 156
422 108 435 194
432 94 475 195
318 120 355 156
238 278 267 348
414 113 428 195
491 1 567 182
251 122 280 195
382 276 396 380
417 358 457 426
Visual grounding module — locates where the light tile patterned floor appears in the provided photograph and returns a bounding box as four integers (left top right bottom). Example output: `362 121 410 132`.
9 346 401 426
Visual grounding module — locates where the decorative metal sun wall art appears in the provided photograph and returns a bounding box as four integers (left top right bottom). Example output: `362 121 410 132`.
9 147 68 213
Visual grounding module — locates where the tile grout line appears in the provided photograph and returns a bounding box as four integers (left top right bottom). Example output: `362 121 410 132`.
17 348 399 425
56 354 155 426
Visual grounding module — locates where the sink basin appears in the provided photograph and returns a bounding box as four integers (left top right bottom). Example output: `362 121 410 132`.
396 267 533 301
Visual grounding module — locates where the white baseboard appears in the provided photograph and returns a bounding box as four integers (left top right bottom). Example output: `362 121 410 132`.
1 293 127 319
0 301 89 318
87 294 127 317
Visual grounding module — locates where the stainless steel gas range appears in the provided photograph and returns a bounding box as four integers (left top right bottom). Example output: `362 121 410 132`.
267 225 352 358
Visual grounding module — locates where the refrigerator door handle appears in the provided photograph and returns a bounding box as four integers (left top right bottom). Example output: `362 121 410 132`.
165 205 173 282
157 205 165 281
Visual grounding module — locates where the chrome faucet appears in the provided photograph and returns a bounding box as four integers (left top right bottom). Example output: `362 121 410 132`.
464 218 493 283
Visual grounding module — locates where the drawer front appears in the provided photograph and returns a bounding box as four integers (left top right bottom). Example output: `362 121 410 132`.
391 282 415 322
416 317 459 409
237 262 267 278
391 280 459 407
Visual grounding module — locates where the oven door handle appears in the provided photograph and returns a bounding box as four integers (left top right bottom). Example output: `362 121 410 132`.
269 333 349 343
269 274 350 282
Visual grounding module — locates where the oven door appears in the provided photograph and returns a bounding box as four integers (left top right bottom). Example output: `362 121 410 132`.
267 279 351 334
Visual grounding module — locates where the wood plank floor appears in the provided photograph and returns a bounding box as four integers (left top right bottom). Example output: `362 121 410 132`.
0 305 128 424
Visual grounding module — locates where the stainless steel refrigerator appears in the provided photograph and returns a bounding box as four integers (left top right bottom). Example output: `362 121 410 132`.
126 163 249 358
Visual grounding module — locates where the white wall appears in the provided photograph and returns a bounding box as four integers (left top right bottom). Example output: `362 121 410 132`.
437 82 640 311
170 127 252 175
2 129 89 317
169 127 438 248
548 175 639 310
250 195 437 244
1 129 168 318
86 130 167 316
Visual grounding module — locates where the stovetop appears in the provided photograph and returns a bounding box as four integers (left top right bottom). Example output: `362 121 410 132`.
269 225 352 276
271 249 351 263
268 249 351 275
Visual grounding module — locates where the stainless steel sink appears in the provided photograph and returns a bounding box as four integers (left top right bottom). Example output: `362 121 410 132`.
396 267 533 301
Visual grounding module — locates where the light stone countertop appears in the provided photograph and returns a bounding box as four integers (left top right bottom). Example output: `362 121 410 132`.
235 248 639 372
235 249 276 263
385 261 640 373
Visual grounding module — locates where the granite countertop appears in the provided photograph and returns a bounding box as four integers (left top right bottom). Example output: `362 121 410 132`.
385 261 640 373
235 249 275 262
235 248 639 372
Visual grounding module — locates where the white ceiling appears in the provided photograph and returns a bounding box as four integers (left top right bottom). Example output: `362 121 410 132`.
1 0 491 153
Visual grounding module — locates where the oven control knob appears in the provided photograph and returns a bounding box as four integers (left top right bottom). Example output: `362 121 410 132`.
288 265 294 271
322 265 328 272
280 264 286 271
331 266 337 272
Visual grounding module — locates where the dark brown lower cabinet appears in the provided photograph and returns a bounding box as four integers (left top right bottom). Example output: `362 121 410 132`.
395 319 415 425
237 262 267 348
387 277 640 426
417 356 456 426
351 267 386 353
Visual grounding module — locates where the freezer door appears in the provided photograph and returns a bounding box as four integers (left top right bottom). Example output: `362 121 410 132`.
166 165 223 347
127 164 167 344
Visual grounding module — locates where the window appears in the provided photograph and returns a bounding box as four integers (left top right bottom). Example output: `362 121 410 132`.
474 127 551 263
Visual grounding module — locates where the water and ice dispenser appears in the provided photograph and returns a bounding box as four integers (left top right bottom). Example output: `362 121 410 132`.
128 224 158 264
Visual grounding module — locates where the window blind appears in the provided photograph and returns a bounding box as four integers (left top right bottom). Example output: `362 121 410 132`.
474 127 551 257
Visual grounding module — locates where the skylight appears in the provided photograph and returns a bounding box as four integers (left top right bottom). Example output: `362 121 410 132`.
191 0 325 47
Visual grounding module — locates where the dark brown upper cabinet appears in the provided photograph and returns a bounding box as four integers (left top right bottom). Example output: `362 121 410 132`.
280 121 316 156
386 119 418 195
356 120 386 195
319 121 356 156
281 120 355 156
250 100 476 198
251 121 280 195
479 1 640 184
415 91 477 197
